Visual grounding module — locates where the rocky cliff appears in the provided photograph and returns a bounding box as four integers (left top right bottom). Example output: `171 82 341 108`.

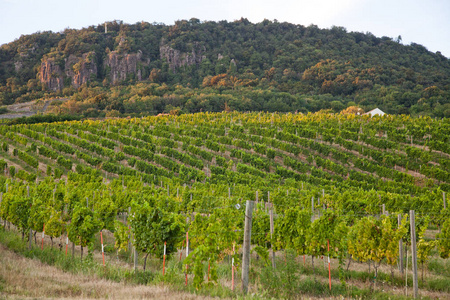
40 52 98 91
65 52 98 89
160 42 206 72
39 59 64 92
104 50 147 83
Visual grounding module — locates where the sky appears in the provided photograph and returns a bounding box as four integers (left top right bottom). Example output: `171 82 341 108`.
1 0 449 57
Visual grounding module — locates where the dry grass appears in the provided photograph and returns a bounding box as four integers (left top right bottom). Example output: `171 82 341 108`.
0 244 215 300
287 253 450 299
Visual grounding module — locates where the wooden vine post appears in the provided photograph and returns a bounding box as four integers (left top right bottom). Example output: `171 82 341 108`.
185 231 189 286
398 214 404 274
242 200 254 294
100 231 105 266
410 210 418 298
163 241 166 276
269 203 276 269
444 192 447 209
27 186 32 250
232 243 235 291
41 223 45 250
327 239 331 291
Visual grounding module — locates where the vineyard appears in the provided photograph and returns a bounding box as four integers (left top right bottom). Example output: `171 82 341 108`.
0 111 449 299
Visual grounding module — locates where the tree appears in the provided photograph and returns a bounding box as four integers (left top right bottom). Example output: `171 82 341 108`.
45 210 65 248
28 198 49 244
417 223 437 281
348 215 407 287
438 219 450 259
67 204 102 260
130 202 185 270
186 207 241 289
9 194 31 241
306 211 347 281
341 106 364 115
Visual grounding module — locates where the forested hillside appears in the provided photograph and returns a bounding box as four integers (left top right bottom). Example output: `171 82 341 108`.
1 19 449 117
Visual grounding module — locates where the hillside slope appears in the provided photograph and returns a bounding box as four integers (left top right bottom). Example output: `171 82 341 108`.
1 19 449 117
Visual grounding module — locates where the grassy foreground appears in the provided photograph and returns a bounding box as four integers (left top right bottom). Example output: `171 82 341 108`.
1 225 441 300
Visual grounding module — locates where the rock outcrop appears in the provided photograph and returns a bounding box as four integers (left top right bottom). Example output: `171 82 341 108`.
65 52 98 89
104 50 146 83
160 42 206 72
40 52 98 91
39 59 64 92
39 50 148 89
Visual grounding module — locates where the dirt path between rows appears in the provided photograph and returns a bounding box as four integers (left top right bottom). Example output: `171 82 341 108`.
0 98 68 120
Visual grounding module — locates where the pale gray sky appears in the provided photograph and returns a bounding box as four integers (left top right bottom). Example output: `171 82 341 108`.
1 0 449 57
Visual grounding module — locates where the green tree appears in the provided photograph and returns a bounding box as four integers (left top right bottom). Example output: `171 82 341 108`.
130 202 185 270
67 204 102 260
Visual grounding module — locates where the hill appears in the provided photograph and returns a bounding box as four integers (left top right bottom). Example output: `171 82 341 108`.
1 19 449 117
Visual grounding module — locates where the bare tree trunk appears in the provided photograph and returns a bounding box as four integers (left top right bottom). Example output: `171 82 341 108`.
81 246 83 261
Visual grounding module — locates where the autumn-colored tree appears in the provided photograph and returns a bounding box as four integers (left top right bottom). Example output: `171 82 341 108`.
341 106 364 115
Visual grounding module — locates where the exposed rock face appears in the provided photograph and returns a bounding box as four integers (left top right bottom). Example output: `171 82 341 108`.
160 42 206 72
40 52 98 91
104 50 146 83
39 59 64 92
14 61 23 73
65 52 98 89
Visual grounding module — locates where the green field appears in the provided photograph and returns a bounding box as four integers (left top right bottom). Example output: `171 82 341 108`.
0 111 449 299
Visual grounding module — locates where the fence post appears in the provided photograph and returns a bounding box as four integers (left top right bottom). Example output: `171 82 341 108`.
232 243 235 291
41 223 45 250
133 246 138 271
410 210 418 298
127 207 131 254
398 214 404 274
163 241 166 276
185 231 189 285
242 200 254 294
269 204 276 269
444 192 447 209
100 231 105 266
327 240 331 291
27 186 32 250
